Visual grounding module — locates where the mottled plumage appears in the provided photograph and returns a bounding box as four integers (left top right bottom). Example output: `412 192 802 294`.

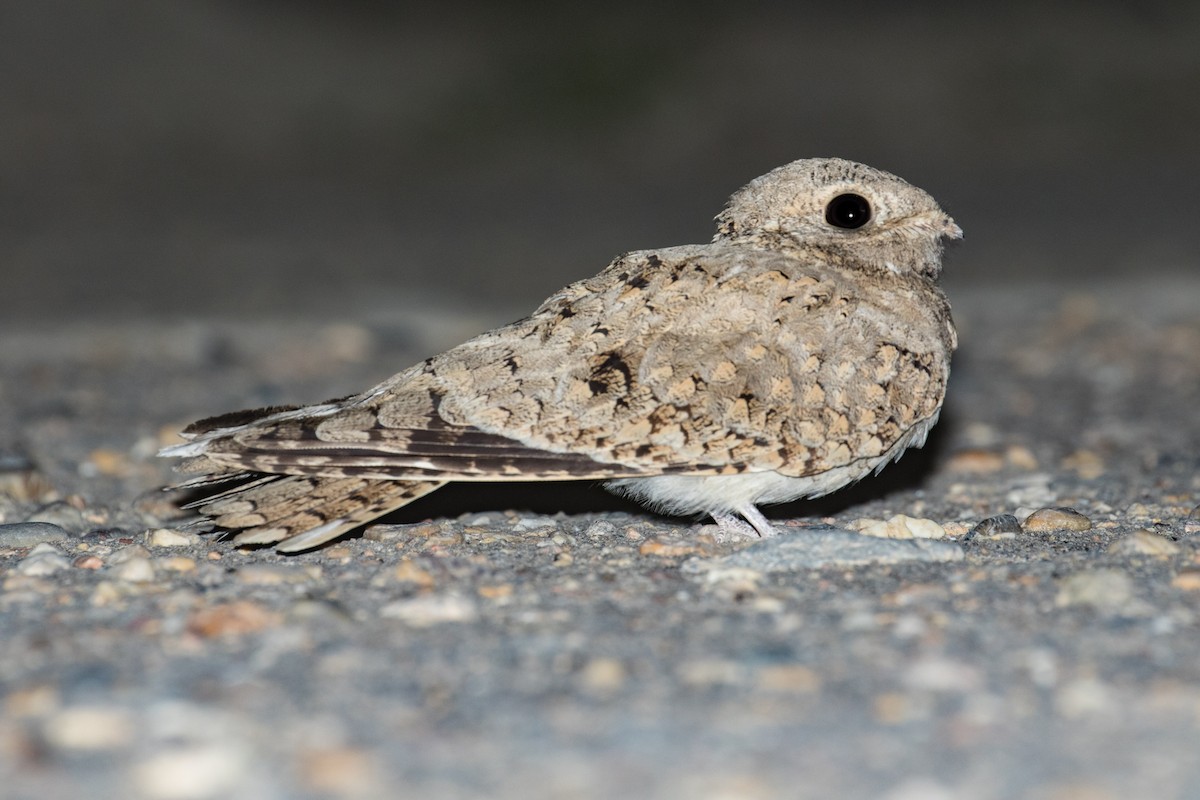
162 157 960 551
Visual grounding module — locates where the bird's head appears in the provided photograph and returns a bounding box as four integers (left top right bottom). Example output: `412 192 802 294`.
714 157 961 280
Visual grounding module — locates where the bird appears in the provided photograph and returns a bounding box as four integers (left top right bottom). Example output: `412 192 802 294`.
161 157 961 553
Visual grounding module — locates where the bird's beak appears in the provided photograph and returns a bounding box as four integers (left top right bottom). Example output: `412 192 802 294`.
941 216 963 240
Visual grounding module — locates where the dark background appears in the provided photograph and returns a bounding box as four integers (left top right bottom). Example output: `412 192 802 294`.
3 1 1197 325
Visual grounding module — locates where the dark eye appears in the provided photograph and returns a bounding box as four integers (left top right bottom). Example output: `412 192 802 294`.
824 193 872 229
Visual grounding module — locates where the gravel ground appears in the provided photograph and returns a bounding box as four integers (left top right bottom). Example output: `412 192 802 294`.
1 276 1198 799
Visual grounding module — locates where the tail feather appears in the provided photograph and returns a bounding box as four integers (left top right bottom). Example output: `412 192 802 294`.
183 474 445 552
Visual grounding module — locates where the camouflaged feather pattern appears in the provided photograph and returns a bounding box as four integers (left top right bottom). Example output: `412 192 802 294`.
165 157 960 550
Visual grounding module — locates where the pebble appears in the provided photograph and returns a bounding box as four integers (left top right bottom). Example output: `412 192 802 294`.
15 543 72 576
755 664 821 693
639 538 705 557
378 593 478 626
0 521 70 547
1056 676 1118 719
1004 474 1056 509
1023 507 1093 533
133 745 247 800
1061 449 1106 479
378 559 436 588
967 514 1023 540
109 556 157 583
41 705 135 751
1171 570 1200 592
582 520 620 539
25 501 89 533
364 522 441 542
109 544 155 569
300 747 381 796
1055 569 1134 611
1106 530 1181 558
234 564 321 586
0 456 56 502
1005 445 1039 471
187 602 283 638
682 526 963 576
85 448 135 478
146 528 197 548
944 448 1006 473
158 556 197 573
851 514 947 540
1185 505 1200 536
578 657 627 693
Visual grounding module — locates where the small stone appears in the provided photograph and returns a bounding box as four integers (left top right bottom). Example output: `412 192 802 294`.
5 684 60 717
967 514 1023 540
852 514 947 540
582 520 619 538
578 657 626 693
109 544 153 563
1106 530 1181 558
363 522 442 542
1005 445 1039 471
73 554 104 570
756 664 821 693
379 593 477 626
86 448 135 478
90 581 127 607
234 564 321 585
1005 474 1056 509
0 456 56 503
902 656 982 692
42 705 135 751
940 521 972 537
25 501 89 533
1023 507 1093 533
158 556 197 573
677 659 745 687
639 538 703 557
381 559 436 588
477 584 513 600
110 556 156 583
1125 502 1154 519
1185 506 1200 536
146 528 196 548
1056 677 1118 719
133 745 247 800
683 526 963 574
0 521 70 547
187 601 282 638
16 543 71 576
300 747 381 796
511 515 563 532
1056 569 1134 611
1061 449 1106 479
945 449 1006 474
1171 570 1200 592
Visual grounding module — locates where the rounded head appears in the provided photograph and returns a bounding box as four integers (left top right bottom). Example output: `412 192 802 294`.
714 158 961 278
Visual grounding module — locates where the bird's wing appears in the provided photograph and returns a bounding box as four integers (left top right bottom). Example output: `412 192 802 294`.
168 245 952 481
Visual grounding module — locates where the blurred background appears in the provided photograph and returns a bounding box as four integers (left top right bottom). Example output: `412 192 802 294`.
3 1 1198 326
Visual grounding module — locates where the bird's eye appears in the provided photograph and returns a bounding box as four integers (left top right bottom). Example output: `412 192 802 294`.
824 193 872 229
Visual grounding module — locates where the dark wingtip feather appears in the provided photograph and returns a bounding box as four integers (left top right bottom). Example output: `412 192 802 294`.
182 405 303 436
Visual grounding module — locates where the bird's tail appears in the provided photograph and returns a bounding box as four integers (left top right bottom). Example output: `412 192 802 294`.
179 473 445 552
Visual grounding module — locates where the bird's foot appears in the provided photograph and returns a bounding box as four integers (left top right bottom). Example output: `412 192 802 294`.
709 506 780 543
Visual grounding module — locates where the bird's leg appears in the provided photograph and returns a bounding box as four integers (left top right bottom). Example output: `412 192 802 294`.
737 504 780 537
710 506 779 541
710 512 760 542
